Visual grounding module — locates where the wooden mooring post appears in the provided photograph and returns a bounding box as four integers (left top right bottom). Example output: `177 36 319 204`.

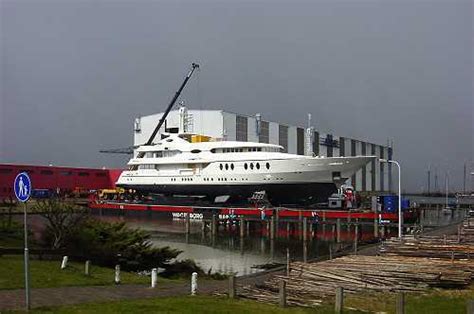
286 248 290 276
396 292 405 314
374 204 379 238
211 214 217 237
335 286 344 313
185 213 190 234
270 215 275 240
228 275 236 299
354 223 359 254
303 241 308 263
240 217 245 238
336 219 341 243
303 217 308 242
298 211 303 240
279 280 286 308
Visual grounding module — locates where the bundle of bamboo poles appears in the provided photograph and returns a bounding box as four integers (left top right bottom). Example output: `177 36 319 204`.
380 235 474 260
240 255 472 306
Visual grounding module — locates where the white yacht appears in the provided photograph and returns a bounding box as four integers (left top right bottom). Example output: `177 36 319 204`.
116 133 375 205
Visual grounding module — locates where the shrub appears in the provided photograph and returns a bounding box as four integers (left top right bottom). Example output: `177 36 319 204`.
64 219 182 272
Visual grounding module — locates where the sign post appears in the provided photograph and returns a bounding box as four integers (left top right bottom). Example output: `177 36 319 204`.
14 172 32 311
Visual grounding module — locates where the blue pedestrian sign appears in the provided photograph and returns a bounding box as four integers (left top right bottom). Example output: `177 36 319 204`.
14 172 32 202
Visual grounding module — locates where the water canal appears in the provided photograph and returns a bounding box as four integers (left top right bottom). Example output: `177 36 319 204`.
92 205 467 276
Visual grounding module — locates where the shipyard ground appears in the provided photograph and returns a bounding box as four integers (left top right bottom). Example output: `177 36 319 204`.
1 218 472 313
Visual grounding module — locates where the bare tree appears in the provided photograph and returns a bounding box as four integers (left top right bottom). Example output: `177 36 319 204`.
34 199 89 249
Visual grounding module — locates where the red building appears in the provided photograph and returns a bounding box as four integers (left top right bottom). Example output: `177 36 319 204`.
0 163 123 201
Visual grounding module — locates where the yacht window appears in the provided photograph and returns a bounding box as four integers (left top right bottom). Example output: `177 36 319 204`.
225 164 229 170
140 164 154 170
266 162 270 169
256 163 260 170
244 163 248 170
166 138 173 142
220 164 223 170
250 163 254 170
231 164 234 170
257 148 262 151
160 150 181 157
211 149 216 153
191 149 201 154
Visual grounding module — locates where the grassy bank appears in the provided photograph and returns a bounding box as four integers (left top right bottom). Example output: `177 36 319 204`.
344 287 474 313
6 288 474 313
0 255 171 290
8 296 354 314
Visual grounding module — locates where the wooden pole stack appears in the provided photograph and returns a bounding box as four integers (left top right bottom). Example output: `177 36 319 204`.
240 255 473 307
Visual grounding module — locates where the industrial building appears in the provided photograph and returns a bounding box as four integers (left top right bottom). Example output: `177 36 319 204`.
133 107 393 193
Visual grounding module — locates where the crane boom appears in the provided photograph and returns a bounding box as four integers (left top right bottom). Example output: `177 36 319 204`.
130 63 199 169
145 63 200 147
99 63 199 157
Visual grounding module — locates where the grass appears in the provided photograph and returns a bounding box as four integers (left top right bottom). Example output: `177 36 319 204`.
344 287 474 314
5 291 473 314
0 255 179 290
8 296 363 314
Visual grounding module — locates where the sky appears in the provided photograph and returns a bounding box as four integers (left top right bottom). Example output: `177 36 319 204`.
0 0 472 193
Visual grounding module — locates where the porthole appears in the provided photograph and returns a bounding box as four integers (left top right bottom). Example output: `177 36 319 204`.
225 164 229 170
250 163 254 170
256 163 260 170
230 164 234 170
191 149 201 154
244 163 248 170
266 162 270 169
220 164 223 170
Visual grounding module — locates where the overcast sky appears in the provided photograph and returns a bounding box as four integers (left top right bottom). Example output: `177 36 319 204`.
1 0 472 192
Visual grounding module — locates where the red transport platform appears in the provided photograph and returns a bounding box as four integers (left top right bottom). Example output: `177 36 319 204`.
89 200 419 222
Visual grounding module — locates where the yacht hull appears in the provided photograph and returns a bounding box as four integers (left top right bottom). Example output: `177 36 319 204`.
118 182 337 205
